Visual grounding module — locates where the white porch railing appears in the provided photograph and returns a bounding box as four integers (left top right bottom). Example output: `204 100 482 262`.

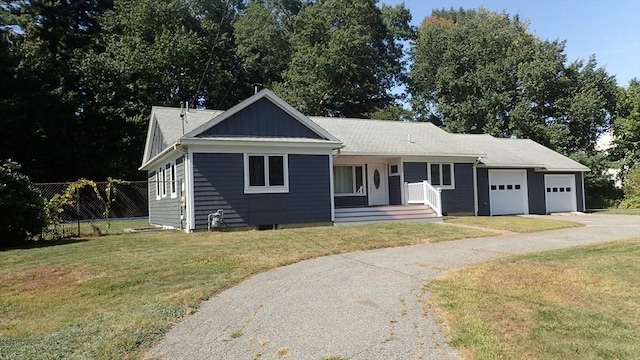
405 181 442 217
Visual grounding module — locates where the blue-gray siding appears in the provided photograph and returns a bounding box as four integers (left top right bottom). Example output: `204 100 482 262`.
198 98 322 139
402 162 474 215
476 168 585 215
192 153 331 228
441 164 475 215
150 123 164 158
576 172 585 211
388 176 402 205
477 168 490 216
527 169 546 214
335 196 367 207
148 156 184 228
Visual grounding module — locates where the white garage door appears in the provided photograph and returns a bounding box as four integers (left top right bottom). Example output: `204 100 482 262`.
489 170 528 215
545 174 577 213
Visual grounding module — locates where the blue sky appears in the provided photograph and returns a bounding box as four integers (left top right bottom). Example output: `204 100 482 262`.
382 0 640 87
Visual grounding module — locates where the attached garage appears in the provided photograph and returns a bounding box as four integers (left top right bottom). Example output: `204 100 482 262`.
545 174 577 213
489 170 528 215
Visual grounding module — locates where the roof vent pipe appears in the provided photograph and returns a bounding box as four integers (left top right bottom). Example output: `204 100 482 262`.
407 134 414 143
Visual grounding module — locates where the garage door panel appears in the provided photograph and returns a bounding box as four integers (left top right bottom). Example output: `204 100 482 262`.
545 175 576 213
489 170 528 215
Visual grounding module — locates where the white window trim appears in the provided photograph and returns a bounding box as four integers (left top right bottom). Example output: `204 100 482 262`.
428 163 455 190
155 169 161 200
389 163 400 176
244 153 289 194
334 164 366 197
161 165 168 198
170 162 177 199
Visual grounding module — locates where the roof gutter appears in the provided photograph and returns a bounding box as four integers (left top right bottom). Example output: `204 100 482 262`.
139 143 180 171
178 137 343 149
338 151 487 158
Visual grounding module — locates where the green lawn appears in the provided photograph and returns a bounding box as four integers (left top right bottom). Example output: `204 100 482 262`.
0 222 496 360
444 216 584 233
427 238 640 360
588 208 640 216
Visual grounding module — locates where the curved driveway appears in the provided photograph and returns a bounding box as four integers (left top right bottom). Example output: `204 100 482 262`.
147 214 639 360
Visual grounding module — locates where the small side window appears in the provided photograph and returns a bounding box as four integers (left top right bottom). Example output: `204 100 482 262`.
244 154 289 194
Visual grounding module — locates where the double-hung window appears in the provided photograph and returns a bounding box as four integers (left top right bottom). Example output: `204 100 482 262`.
429 163 454 189
155 169 161 200
333 165 365 195
244 154 288 193
162 165 168 197
170 163 177 198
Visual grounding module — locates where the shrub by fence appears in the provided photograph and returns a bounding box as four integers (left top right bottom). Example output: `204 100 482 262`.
35 181 149 238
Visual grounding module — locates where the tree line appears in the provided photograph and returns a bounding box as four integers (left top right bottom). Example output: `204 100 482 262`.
1 1 638 207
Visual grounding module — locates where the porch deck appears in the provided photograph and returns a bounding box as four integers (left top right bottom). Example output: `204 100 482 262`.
334 205 441 225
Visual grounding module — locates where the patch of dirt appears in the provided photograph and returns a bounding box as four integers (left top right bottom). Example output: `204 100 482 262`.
439 222 514 235
2 265 102 292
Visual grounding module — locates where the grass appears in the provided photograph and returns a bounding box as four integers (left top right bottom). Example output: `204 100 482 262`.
588 208 640 215
444 216 584 233
0 222 496 360
427 238 640 360
43 218 152 239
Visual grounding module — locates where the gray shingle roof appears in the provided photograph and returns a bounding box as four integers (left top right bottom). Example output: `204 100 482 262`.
454 134 589 171
152 106 223 148
310 117 588 171
144 105 588 172
310 117 483 157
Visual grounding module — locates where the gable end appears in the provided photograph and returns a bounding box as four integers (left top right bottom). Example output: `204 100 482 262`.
197 97 323 139
150 121 165 158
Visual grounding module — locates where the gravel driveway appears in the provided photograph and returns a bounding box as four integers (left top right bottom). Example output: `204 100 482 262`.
146 214 640 360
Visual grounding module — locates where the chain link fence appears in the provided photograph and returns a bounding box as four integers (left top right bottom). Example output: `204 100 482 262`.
35 181 150 239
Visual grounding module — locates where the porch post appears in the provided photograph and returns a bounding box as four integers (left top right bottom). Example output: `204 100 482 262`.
423 180 429 206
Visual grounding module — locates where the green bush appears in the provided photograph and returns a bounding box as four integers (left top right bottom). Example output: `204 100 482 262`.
0 160 46 246
619 166 640 209
570 151 623 208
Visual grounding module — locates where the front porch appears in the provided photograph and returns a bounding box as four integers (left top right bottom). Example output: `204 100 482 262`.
332 155 444 224
334 204 441 225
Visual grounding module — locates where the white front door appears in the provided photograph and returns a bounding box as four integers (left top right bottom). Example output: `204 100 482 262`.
368 163 388 206
489 170 528 215
545 174 577 213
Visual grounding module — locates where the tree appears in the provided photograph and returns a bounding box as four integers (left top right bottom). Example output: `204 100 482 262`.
612 79 640 178
370 104 415 122
569 151 622 209
0 0 114 181
275 0 413 117
72 0 247 179
553 57 618 155
0 160 46 246
618 166 640 209
409 8 617 155
234 0 301 88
